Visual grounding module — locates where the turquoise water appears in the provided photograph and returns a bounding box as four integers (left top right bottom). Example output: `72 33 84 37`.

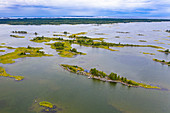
0 22 170 113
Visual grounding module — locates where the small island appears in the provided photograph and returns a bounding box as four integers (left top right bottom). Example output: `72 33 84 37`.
31 100 62 113
12 31 27 34
10 35 25 38
61 64 161 89
0 50 5 52
153 58 170 66
141 52 155 55
0 66 24 81
0 46 53 64
46 42 86 57
157 49 170 54
0 45 15 49
39 101 54 108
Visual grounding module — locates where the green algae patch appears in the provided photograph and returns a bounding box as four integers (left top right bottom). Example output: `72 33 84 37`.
39 101 53 108
153 58 170 66
47 42 86 58
61 64 161 90
0 46 53 64
0 66 24 81
10 35 25 38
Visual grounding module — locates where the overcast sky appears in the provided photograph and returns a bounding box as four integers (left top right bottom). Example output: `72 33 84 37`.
0 0 170 18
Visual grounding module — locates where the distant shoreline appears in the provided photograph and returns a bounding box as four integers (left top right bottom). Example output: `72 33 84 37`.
0 18 170 25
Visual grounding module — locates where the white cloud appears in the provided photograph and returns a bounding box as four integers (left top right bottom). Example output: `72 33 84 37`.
0 0 170 17
0 0 153 10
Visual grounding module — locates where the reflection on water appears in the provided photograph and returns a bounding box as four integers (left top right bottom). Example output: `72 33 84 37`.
0 22 170 113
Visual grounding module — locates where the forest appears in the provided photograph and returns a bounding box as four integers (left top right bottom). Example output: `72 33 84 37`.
0 18 170 25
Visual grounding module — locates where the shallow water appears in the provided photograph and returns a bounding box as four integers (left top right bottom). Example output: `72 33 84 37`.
0 22 170 113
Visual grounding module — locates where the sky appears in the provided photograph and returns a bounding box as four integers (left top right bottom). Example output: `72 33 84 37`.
0 0 170 18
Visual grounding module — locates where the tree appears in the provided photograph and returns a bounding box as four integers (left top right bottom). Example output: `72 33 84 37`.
90 68 98 76
124 77 127 82
70 48 77 52
128 80 132 84
165 49 169 52
118 75 120 80
64 31 68 34
35 32 38 35
27 45 31 49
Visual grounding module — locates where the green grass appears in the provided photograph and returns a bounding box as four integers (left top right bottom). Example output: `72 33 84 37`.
0 50 5 52
0 46 53 64
47 42 86 58
61 64 84 73
0 66 24 81
39 101 53 108
0 46 15 49
142 52 155 55
10 35 25 38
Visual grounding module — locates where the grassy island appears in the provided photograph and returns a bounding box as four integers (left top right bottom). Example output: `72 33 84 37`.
10 35 25 38
0 46 53 64
31 33 163 50
30 36 64 43
153 59 170 66
157 49 170 54
46 42 86 57
141 52 155 55
0 66 24 81
61 64 161 89
31 100 60 113
39 101 54 108
0 50 5 52
0 45 15 49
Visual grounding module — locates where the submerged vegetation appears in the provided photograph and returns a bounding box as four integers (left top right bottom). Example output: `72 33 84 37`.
0 66 24 81
0 46 52 64
153 58 170 66
10 35 25 38
61 64 161 89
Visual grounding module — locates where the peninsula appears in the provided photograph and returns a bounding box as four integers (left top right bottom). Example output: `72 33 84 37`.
61 64 161 89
